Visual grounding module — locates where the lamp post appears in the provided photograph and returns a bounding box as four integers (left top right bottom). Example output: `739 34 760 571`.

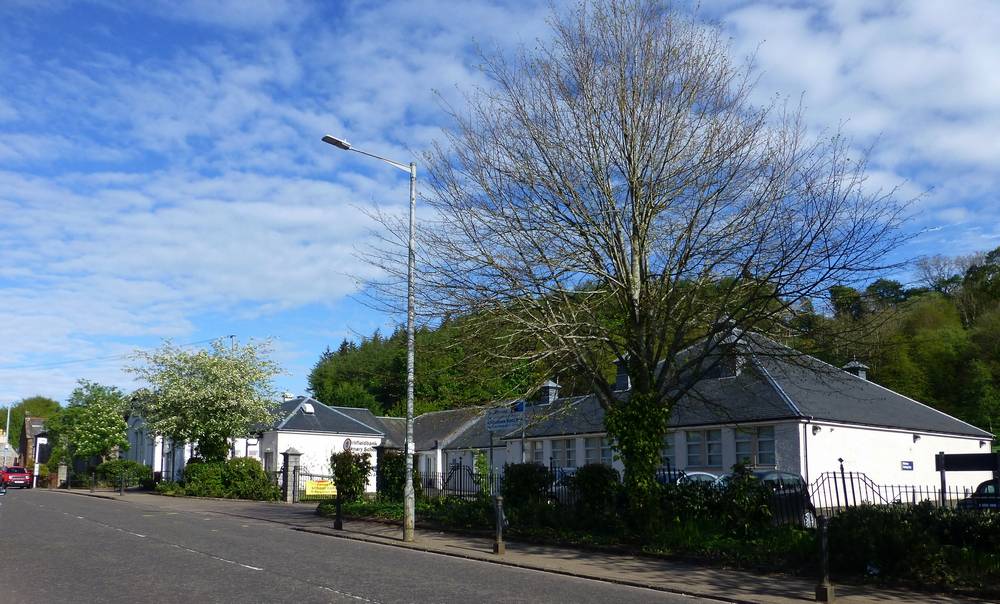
322 134 417 543
3 403 10 467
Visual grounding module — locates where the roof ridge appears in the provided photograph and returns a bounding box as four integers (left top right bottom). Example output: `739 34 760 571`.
438 411 485 449
316 401 384 435
274 401 305 430
752 353 804 418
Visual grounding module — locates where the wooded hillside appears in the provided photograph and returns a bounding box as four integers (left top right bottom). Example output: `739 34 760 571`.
309 246 1000 437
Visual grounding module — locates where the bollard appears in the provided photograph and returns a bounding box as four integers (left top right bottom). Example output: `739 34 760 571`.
90 472 95 493
815 515 835 602
493 495 506 555
334 490 343 530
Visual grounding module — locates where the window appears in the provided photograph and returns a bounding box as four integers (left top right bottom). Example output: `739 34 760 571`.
551 438 576 468
660 433 675 470
686 429 722 468
585 437 613 466
531 441 544 464
735 426 776 466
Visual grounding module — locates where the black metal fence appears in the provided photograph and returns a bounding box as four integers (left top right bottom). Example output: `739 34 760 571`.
810 470 999 515
422 464 503 499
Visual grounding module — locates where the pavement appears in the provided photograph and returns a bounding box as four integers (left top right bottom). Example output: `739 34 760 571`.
54 488 992 604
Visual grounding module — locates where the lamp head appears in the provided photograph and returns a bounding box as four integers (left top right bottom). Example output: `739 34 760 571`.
322 135 352 150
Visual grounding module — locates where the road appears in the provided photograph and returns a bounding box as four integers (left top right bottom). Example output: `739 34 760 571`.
0 489 714 604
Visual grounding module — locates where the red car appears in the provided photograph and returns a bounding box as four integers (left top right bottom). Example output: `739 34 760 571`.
1 466 32 488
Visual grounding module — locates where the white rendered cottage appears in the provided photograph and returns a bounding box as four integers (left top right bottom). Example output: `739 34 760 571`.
503 336 994 494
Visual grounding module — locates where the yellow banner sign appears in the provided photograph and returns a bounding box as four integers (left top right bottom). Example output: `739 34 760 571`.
305 479 337 497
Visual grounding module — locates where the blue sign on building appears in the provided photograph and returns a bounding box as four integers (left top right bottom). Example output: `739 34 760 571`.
901 461 914 471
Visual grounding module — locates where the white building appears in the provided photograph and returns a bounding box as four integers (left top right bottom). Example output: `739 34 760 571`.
503 335 994 499
254 396 385 492
124 396 386 491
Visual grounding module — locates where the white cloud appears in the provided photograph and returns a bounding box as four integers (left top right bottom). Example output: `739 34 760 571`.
0 0 997 401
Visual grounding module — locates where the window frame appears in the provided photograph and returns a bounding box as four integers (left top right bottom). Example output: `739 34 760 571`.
685 429 723 468
735 425 776 467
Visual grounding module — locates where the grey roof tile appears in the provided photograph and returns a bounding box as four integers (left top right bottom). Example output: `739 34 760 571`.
375 416 407 449
412 408 482 450
501 335 993 439
273 396 384 436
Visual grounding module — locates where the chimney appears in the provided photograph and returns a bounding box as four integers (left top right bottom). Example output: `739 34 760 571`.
614 357 631 391
282 392 296 401
537 379 560 405
842 360 868 380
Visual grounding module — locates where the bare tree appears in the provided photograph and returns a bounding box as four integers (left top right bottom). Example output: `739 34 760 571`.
366 0 909 491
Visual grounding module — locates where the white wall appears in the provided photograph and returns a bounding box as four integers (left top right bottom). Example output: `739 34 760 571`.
270 430 382 493
799 421 992 492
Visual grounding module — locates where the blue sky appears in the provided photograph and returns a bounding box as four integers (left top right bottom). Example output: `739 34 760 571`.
2 0 999 404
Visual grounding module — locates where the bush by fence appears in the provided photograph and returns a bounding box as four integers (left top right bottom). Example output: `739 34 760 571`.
155 457 279 501
375 451 423 501
95 459 152 485
331 451 373 503
829 502 1000 595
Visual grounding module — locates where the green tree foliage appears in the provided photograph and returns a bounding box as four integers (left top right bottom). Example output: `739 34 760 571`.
46 380 128 463
375 450 422 501
127 339 281 462
309 321 540 416
4 395 60 453
331 451 373 502
810 246 1000 436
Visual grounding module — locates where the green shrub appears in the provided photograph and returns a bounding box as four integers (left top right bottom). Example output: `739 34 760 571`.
829 502 1000 593
375 451 422 501
155 481 185 496
569 464 622 530
222 457 279 501
331 451 373 502
96 459 153 484
715 464 773 537
501 463 551 503
182 460 225 498
501 463 556 528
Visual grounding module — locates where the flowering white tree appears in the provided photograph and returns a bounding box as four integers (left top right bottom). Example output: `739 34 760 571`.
127 339 281 462
47 380 129 463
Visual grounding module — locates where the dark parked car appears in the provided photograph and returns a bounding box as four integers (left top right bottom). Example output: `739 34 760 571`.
958 479 1000 511
716 470 817 527
755 471 817 527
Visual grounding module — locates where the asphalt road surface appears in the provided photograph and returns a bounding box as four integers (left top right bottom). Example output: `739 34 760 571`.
0 489 716 604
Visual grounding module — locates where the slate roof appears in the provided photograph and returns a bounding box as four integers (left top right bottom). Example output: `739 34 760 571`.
444 412 511 450
271 396 384 436
25 418 47 439
501 335 993 440
376 416 407 449
412 408 482 450
755 345 992 437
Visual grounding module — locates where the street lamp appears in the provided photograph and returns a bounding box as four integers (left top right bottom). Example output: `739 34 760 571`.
322 134 417 543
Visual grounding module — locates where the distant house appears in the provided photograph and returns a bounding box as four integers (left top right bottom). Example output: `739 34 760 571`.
245 396 385 492
124 414 194 481
503 335 995 492
19 416 50 467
